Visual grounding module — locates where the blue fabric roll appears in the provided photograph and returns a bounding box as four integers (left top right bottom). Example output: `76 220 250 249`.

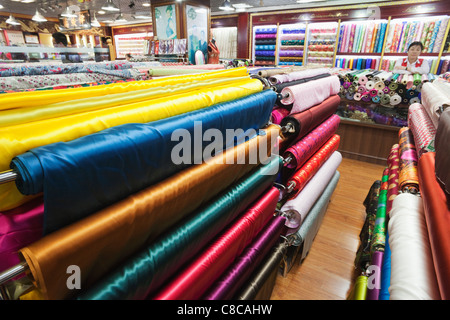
11 90 277 235
366 59 372 69
379 230 391 300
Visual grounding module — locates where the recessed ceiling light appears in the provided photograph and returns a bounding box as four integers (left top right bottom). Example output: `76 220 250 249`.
142 2 150 7
98 10 106 14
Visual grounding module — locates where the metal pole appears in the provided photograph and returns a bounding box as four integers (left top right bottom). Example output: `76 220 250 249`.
0 170 18 184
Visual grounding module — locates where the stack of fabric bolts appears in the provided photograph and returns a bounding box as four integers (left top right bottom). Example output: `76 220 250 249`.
307 26 337 67
350 77 450 300
337 21 388 54
278 26 305 66
0 66 299 301
254 27 278 66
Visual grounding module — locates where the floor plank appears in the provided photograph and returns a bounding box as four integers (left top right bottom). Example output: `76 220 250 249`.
270 157 386 300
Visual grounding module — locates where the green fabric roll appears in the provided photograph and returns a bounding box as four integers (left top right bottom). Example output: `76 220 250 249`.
77 156 282 300
347 275 368 300
413 73 422 86
370 167 389 254
381 94 391 105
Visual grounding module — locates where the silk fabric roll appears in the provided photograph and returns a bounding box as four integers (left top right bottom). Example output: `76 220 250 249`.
386 144 400 216
388 192 441 300
366 250 384 300
0 78 263 212
408 103 436 158
281 151 342 227
280 95 340 145
78 156 282 300
379 231 392 300
18 126 279 300
202 215 287 300
435 108 450 195
268 68 330 85
283 114 340 170
11 89 276 235
418 152 450 299
398 127 419 193
280 75 341 114
347 275 368 300
370 167 389 254
287 135 340 199
153 187 280 300
421 81 450 128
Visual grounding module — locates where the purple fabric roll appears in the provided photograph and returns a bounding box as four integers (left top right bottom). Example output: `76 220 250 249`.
202 215 286 300
255 34 277 39
279 50 304 57
366 250 384 300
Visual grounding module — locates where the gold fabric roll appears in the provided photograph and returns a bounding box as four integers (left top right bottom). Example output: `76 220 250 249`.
0 67 249 111
19 125 280 300
0 76 250 128
0 78 263 211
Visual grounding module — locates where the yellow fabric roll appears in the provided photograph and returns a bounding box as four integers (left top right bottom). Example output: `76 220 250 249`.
0 78 263 211
0 67 249 111
0 76 250 128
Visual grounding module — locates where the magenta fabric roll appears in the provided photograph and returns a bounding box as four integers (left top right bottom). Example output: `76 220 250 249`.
0 196 43 272
271 107 290 125
281 75 341 114
202 215 286 300
283 114 340 170
255 34 277 39
408 103 437 158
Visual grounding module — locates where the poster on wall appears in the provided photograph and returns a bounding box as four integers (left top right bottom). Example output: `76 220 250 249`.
154 4 177 40
186 5 208 65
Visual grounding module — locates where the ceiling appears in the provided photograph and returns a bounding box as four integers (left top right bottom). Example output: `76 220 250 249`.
1 0 395 25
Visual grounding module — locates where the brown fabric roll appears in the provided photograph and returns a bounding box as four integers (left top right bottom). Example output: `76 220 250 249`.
19 125 280 300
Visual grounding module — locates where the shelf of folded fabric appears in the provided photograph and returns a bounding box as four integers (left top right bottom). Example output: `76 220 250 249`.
305 21 338 67
277 23 306 67
252 25 278 67
337 20 388 55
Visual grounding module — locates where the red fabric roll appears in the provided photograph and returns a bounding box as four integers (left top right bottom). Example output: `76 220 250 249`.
280 95 340 145
418 152 450 300
153 187 280 300
287 134 340 199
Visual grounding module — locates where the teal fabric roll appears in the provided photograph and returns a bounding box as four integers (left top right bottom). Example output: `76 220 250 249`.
77 155 282 300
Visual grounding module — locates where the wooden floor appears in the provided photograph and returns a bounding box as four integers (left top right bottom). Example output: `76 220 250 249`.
270 157 386 300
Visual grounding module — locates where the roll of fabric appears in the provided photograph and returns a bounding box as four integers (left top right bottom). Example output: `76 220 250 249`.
370 167 389 254
202 215 287 300
153 187 280 300
283 114 340 170
388 192 441 300
285 170 340 259
271 107 290 125
280 76 341 114
421 82 450 128
366 250 384 300
418 152 450 299
435 108 450 195
280 95 340 144
398 127 419 193
0 77 263 212
286 135 340 199
0 197 43 272
347 275 368 300
281 151 342 227
77 156 282 300
272 73 331 92
235 241 286 300
386 144 400 216
269 67 330 85
18 126 279 300
11 90 276 235
379 231 392 300
408 103 436 158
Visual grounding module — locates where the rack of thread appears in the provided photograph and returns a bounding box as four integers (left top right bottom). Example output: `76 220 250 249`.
277 23 307 67
252 25 278 66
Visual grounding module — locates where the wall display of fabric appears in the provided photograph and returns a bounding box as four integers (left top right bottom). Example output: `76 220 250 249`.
306 23 338 67
384 17 449 54
253 26 278 66
335 57 381 71
16 126 280 300
277 24 306 66
337 20 388 54
0 69 260 212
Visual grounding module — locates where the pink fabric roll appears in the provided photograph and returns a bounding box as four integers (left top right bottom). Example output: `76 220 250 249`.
268 67 330 85
280 34 305 41
271 107 290 125
0 197 43 272
408 103 437 158
281 75 341 114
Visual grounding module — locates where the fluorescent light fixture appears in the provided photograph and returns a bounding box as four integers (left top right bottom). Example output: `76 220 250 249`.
142 2 150 7
21 0 36 3
97 10 106 14
219 0 235 11
133 14 152 19
6 14 21 25
32 9 47 22
102 0 120 12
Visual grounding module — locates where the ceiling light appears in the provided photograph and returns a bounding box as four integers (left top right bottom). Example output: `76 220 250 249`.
232 3 252 11
21 0 36 3
296 0 326 3
133 14 152 19
0 3 3 9
115 13 127 22
6 14 21 25
61 7 77 17
101 0 120 12
97 10 106 14
142 2 150 7
91 12 101 27
32 9 47 22
219 0 235 11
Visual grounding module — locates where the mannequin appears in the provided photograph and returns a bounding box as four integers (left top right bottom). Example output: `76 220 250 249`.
207 32 220 64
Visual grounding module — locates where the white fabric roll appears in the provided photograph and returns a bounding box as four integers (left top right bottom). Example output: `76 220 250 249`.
388 193 441 300
281 151 342 228
421 82 450 128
